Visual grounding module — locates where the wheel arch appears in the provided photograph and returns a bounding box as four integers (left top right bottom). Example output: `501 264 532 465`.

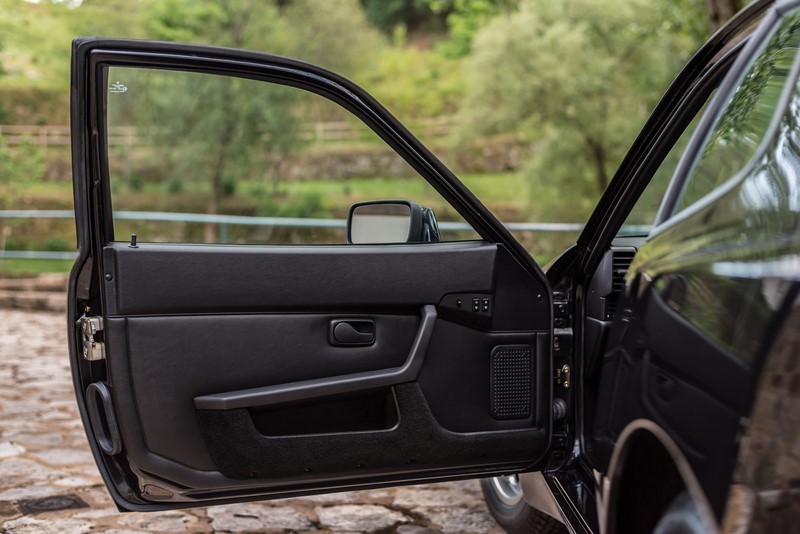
603 419 717 534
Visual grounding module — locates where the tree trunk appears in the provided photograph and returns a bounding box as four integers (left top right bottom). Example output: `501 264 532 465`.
586 138 609 194
705 0 743 34
204 117 236 243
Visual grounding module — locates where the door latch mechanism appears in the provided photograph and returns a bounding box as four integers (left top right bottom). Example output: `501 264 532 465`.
556 364 571 389
79 315 105 361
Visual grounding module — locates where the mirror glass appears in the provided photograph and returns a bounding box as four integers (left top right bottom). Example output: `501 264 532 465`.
350 203 412 244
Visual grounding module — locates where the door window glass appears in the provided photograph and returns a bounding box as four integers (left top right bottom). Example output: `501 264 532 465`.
619 96 714 236
104 66 478 245
672 14 800 215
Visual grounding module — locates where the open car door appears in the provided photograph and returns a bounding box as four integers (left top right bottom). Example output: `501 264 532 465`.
68 38 554 511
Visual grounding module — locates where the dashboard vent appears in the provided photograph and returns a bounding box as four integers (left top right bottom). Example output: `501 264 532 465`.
606 249 635 319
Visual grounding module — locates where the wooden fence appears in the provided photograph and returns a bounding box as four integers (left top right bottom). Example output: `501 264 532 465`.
0 117 456 149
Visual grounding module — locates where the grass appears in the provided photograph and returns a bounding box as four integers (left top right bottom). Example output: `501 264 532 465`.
0 258 73 275
104 171 530 218
264 172 529 218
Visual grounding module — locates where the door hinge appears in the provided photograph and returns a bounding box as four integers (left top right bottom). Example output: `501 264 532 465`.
79 314 105 361
556 364 571 389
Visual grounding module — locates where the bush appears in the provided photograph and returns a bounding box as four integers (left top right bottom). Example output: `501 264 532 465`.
43 237 70 252
0 135 45 188
3 237 24 251
128 174 145 191
258 192 324 219
460 0 700 200
361 47 464 118
166 175 183 194
220 175 236 197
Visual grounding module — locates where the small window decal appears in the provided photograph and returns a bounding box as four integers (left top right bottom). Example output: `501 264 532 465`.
109 81 128 94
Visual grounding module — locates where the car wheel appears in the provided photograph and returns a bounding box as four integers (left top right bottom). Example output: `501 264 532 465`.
653 491 708 534
480 476 566 533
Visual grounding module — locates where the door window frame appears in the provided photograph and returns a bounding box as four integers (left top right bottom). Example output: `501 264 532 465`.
77 41 544 280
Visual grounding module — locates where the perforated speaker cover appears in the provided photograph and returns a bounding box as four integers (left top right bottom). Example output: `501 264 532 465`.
490 344 533 419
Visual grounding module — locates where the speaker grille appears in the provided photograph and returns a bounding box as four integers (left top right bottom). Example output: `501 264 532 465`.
490 345 533 419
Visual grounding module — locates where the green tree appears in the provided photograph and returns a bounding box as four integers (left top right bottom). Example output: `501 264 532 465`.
426 0 519 58
0 0 76 89
67 0 146 39
705 0 746 33
125 0 383 240
360 0 446 35
460 0 702 222
126 1 294 241
281 0 386 77
361 47 465 118
0 136 44 189
0 135 45 253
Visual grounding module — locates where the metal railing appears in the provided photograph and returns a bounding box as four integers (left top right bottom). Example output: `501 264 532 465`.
0 209 591 261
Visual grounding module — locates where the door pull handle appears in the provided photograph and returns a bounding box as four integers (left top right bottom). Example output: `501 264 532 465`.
329 319 375 346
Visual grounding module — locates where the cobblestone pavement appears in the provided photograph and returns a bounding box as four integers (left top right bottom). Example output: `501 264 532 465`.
0 309 503 533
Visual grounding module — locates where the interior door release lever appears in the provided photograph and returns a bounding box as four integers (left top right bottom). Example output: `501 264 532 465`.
330 319 375 346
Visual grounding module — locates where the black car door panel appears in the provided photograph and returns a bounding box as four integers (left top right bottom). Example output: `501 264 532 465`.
112 312 423 470
640 286 752 413
93 241 550 502
102 241 497 315
592 285 752 516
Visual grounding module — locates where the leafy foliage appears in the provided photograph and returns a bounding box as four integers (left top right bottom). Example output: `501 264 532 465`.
0 133 45 255
0 0 75 89
459 0 703 223
0 0 731 265
426 0 519 58
105 0 385 242
362 47 464 118
360 0 446 34
0 135 44 189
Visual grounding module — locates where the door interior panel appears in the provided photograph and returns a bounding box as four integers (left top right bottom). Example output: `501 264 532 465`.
591 286 751 515
91 240 552 503
198 382 546 481
112 312 421 469
192 305 437 412
102 241 498 315
418 321 548 432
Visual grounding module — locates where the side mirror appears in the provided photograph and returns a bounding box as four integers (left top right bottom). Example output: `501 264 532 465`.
347 200 441 244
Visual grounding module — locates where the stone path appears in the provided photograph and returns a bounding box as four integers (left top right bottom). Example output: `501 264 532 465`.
0 308 502 533
0 276 66 313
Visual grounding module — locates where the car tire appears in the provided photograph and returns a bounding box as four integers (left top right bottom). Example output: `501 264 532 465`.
481 476 567 534
653 491 708 534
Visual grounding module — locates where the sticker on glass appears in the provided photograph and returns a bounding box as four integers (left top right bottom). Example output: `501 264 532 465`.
109 81 128 94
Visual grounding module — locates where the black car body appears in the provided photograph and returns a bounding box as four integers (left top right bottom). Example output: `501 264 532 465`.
68 0 799 532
